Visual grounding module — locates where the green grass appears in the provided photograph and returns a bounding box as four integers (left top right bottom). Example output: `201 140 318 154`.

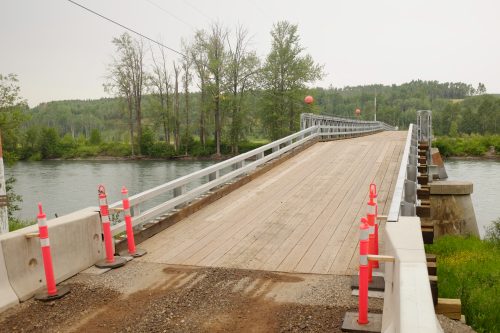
434 134 500 157
8 218 36 231
426 235 500 333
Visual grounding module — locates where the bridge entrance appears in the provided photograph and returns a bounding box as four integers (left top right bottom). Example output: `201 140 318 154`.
137 131 406 275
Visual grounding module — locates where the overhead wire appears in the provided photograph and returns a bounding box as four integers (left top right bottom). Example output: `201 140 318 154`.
66 0 186 58
144 0 196 31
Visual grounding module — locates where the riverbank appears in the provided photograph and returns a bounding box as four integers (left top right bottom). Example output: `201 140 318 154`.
426 231 499 333
434 135 499 158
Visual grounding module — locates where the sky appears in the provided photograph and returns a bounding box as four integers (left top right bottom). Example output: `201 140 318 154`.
1 0 499 107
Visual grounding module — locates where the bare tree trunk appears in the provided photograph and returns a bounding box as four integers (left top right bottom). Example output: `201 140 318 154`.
173 61 181 152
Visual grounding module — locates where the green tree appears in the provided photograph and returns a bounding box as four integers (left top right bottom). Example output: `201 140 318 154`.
0 74 28 162
260 21 324 139
39 128 60 159
89 128 102 145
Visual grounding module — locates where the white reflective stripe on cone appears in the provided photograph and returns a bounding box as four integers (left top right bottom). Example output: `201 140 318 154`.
369 226 375 234
99 198 107 206
360 228 369 240
101 216 110 224
38 218 47 227
124 208 131 216
40 238 50 247
360 254 368 265
367 204 376 215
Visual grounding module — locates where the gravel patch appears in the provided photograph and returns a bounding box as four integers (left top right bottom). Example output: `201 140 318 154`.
0 261 379 333
438 315 476 333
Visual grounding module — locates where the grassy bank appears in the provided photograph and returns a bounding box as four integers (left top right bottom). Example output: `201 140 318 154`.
434 134 500 157
18 137 269 161
426 230 500 333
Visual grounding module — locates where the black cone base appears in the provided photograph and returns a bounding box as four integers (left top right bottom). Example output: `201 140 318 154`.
35 285 70 302
95 256 127 269
119 248 147 258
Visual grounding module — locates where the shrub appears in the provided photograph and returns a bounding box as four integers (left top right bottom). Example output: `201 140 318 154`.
99 142 131 157
485 217 500 245
148 142 175 158
426 236 500 332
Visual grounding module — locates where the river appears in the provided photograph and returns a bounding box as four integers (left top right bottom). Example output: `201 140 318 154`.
5 160 215 222
5 159 500 237
444 159 500 238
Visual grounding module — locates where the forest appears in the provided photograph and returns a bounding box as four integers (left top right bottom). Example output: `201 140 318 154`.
1 21 499 162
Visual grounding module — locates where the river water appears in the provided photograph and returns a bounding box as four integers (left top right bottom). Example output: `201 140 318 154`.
5 159 500 236
444 159 500 238
5 160 215 222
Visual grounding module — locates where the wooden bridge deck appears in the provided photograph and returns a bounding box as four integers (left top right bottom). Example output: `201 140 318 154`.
137 131 407 275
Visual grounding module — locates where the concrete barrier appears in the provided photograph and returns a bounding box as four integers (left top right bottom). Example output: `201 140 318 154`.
0 207 104 304
0 240 18 312
381 217 443 333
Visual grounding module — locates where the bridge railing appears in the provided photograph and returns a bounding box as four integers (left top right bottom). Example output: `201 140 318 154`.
109 125 319 235
300 113 397 132
387 123 419 222
109 114 394 235
382 111 443 333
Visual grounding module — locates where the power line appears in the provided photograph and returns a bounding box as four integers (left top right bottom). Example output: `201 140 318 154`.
183 0 213 22
144 0 196 31
66 0 186 58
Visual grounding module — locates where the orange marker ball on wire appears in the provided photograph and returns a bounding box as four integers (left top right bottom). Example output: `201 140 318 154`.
304 95 314 104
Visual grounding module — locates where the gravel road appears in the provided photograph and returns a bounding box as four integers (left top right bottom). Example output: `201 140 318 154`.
0 261 474 332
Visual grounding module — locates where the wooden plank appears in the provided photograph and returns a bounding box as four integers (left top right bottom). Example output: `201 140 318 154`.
259 139 377 272
343 137 404 274
217 143 354 269
193 142 348 267
326 140 400 274
137 131 408 275
286 138 391 273
164 142 337 264
312 138 399 274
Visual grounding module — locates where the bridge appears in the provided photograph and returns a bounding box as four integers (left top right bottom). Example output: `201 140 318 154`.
0 112 443 332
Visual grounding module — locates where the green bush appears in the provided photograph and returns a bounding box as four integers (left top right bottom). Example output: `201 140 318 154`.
99 142 131 157
148 142 175 158
434 135 499 157
74 145 100 158
238 140 269 153
426 235 500 333
8 218 35 231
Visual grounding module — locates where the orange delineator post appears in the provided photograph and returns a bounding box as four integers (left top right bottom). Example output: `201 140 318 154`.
95 185 127 269
37 203 57 296
121 186 136 255
369 183 379 268
358 217 370 325
118 186 147 258
99 185 115 263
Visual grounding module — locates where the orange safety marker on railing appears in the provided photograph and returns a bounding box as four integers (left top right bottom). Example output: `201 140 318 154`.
95 185 127 269
369 183 379 269
358 217 370 325
34 203 70 301
119 186 147 258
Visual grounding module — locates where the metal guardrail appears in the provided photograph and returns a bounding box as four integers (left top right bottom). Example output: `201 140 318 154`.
109 114 394 235
387 124 418 222
300 113 397 132
388 110 432 222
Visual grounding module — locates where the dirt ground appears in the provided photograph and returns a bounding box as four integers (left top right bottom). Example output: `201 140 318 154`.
0 261 474 333
0 261 382 333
